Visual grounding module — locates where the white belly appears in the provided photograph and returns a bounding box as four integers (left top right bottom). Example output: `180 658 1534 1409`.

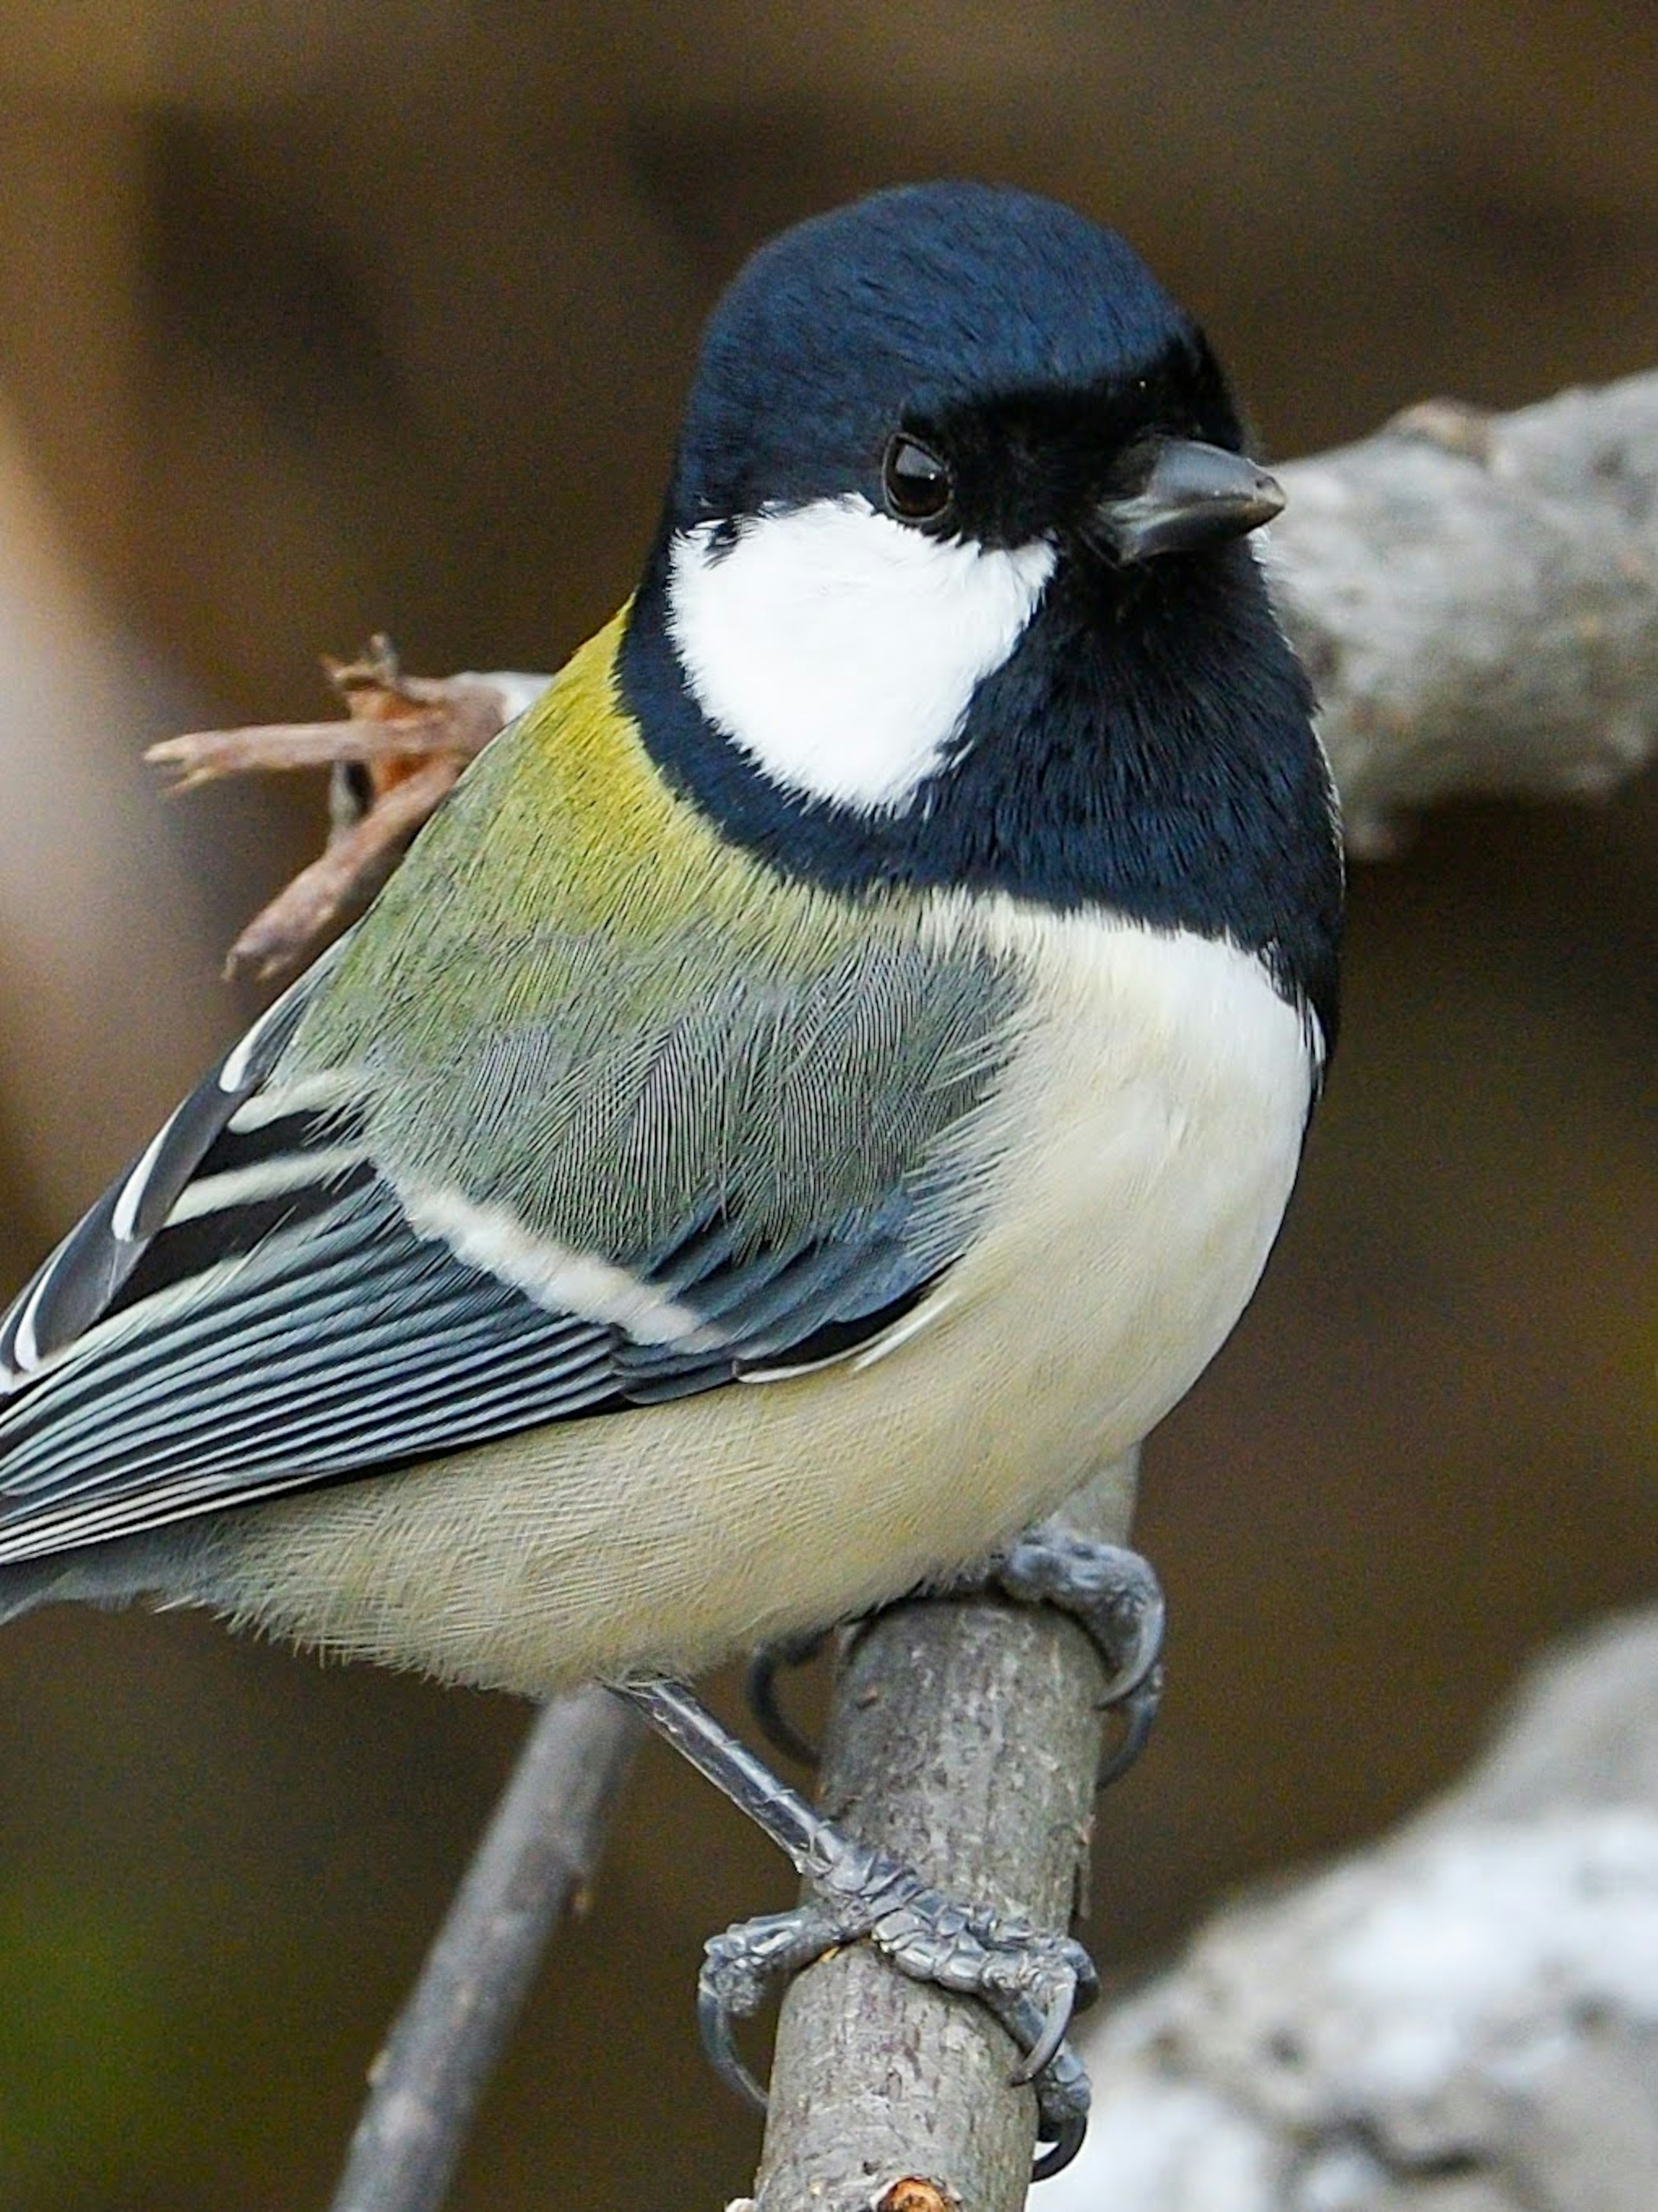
201 905 1316 1694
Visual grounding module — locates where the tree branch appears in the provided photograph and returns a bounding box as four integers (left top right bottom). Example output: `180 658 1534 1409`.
325 1686 642 2212
1271 372 1658 851
751 1461 1140 2212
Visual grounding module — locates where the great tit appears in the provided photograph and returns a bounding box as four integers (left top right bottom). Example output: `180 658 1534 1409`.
0 181 1342 2148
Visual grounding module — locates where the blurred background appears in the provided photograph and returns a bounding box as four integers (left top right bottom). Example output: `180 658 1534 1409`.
0 4 1652 2207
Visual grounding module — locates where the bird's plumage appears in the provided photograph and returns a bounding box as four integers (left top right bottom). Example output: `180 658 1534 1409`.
0 180 1342 1694
0 619 1022 1551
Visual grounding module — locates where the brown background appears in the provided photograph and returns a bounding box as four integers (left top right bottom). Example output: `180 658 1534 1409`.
0 6 1652 2208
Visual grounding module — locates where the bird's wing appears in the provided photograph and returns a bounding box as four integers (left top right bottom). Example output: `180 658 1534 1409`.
0 906 1021 1566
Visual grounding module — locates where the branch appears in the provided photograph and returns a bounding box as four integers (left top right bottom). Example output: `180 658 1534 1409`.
1271 372 1658 851
750 1462 1139 2212
325 1686 642 2212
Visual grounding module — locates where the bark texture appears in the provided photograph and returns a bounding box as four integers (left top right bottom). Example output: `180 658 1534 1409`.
1270 375 1658 850
752 1464 1140 2212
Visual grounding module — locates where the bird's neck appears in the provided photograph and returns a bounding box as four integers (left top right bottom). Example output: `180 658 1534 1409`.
618 540 1343 1053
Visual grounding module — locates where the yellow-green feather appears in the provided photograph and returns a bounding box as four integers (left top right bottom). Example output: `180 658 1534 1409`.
286 610 1023 1265
297 612 922 1041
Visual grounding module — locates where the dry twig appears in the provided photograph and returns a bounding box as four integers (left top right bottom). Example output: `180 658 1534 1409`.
326 1686 642 2212
146 639 537 980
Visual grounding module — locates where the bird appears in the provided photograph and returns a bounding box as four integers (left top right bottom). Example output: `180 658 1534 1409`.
0 180 1342 2159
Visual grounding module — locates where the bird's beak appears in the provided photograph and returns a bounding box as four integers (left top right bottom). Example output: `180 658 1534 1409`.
1094 438 1285 563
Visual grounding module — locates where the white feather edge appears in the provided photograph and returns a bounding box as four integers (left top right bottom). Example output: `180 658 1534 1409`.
394 1184 727 1351
2 891 1320 1421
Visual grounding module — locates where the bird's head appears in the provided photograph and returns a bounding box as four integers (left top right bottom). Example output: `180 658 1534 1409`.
641 181 1284 821
673 181 1278 559
619 181 1339 1061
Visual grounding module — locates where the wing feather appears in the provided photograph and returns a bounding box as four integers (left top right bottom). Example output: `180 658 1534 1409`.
0 840 1021 1567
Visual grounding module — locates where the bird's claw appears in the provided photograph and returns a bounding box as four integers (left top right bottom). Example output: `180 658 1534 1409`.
700 1900 842 2109
697 1838 1096 2176
747 1533 1166 1788
707 1538 1161 2174
744 1629 830 1767
1095 1659 1164 1789
992 1526 1166 1783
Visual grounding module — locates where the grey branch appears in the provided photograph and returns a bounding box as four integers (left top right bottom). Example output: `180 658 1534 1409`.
326 1686 642 2212
319 369 1657 2212
751 1461 1140 2212
1269 372 1658 851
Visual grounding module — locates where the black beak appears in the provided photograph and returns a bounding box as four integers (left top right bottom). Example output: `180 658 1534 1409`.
1094 438 1284 563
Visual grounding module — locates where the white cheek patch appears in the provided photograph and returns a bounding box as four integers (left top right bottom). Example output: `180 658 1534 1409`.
666 497 1054 814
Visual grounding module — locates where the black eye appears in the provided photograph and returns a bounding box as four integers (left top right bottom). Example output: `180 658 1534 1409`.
881 433 953 523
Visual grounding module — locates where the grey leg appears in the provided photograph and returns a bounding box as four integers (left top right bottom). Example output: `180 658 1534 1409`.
612 1677 1094 2178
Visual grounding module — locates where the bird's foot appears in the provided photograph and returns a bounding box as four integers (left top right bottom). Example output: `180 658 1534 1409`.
988 1525 1166 1787
744 1627 830 1767
700 1828 1096 2179
745 1528 1166 1786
